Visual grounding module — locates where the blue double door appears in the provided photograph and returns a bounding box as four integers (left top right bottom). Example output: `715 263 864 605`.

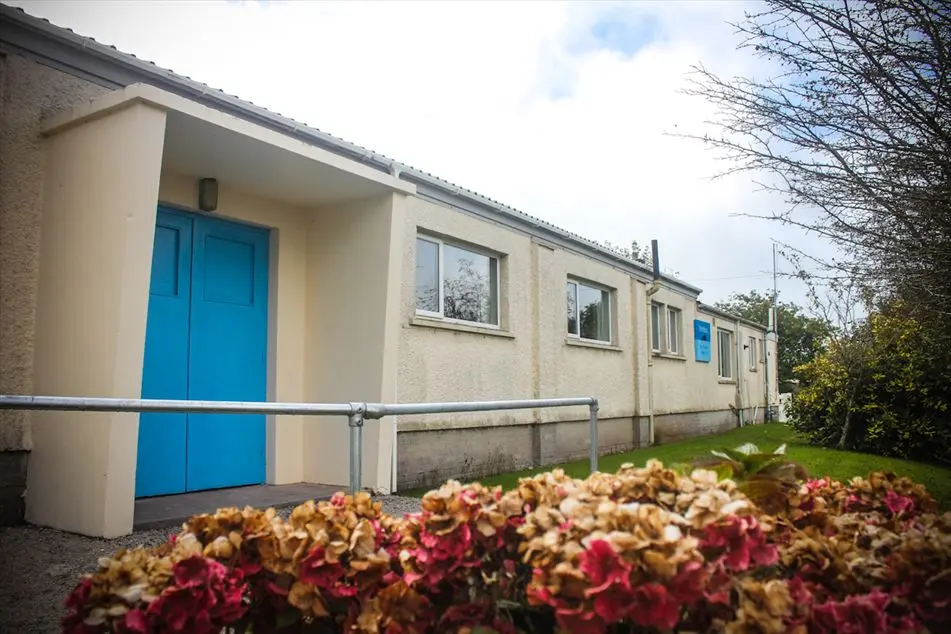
136 208 270 498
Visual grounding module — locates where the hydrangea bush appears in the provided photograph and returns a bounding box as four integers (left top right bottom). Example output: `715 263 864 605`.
62 462 950 634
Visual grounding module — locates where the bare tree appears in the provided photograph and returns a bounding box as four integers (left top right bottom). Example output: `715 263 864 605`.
602 240 681 276
603 240 653 265
806 279 875 448
443 258 494 324
678 0 951 323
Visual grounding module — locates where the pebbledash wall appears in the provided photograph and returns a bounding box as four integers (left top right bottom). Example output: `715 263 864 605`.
0 4 777 524
394 191 776 490
0 50 112 524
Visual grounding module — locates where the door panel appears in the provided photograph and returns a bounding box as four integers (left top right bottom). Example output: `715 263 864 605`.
186 215 269 492
136 211 192 497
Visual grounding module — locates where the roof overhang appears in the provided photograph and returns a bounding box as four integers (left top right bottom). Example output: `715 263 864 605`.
41 83 417 206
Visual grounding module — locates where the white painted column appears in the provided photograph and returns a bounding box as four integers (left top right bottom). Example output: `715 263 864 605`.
27 103 167 537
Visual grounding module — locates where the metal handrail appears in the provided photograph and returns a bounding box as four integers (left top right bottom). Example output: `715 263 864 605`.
0 394 600 494
0 395 355 416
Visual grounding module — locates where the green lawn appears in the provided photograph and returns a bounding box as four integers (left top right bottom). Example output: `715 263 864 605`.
404 423 951 508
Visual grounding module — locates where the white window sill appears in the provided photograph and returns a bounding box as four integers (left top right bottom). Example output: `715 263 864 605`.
653 352 687 362
410 316 515 339
565 338 623 352
718 378 737 385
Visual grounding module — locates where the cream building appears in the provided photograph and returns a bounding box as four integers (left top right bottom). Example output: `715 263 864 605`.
0 4 778 537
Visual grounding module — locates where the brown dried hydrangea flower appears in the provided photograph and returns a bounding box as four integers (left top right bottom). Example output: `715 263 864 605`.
286 581 328 618
596 460 686 508
887 511 951 581
74 545 178 626
787 485 833 529
514 469 580 510
177 506 282 569
848 473 936 511
780 525 863 594
725 578 794 634
356 581 429 633
416 481 486 535
70 461 951 634
520 463 723 622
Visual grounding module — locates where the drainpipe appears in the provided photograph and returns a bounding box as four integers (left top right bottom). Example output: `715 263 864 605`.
763 331 770 422
645 240 662 446
735 318 745 427
766 305 776 421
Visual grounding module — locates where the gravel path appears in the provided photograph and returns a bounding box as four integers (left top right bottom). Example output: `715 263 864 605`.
0 496 422 634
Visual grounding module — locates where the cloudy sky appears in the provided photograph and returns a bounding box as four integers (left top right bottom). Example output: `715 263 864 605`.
11 0 831 305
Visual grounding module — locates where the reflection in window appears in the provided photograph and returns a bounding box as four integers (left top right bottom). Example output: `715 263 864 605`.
651 303 661 351
667 307 682 355
567 282 578 335
414 235 499 326
718 328 733 379
415 237 439 313
442 243 498 325
567 279 611 342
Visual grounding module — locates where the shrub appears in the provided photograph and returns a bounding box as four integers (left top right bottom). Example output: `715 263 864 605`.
788 305 951 465
62 463 951 634
693 442 807 515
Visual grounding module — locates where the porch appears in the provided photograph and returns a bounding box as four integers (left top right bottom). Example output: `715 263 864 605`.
25 83 413 537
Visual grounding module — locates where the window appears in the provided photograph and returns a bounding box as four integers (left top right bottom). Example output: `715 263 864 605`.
666 307 683 355
567 279 611 342
651 302 683 356
760 338 766 364
748 336 757 371
650 303 661 352
717 328 733 379
415 237 440 312
415 236 500 326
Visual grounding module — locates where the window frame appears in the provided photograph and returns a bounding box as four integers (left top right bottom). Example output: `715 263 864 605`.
748 336 758 372
650 303 662 352
414 234 501 329
651 301 685 356
415 236 442 319
717 328 734 380
567 277 613 344
666 306 683 355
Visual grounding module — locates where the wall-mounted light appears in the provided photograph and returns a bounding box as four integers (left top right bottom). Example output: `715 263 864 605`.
198 178 218 212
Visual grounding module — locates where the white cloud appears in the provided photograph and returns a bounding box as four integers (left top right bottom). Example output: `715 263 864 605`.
11 0 832 305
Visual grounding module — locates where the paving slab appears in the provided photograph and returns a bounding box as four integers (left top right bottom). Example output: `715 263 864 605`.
133 482 341 530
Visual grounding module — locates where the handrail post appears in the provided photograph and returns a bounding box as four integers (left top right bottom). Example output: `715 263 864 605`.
588 399 599 473
348 403 365 495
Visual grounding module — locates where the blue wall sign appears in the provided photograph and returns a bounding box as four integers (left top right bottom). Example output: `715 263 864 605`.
694 319 712 362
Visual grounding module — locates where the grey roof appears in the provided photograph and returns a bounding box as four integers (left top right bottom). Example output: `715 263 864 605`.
696 302 767 331
0 2 703 297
